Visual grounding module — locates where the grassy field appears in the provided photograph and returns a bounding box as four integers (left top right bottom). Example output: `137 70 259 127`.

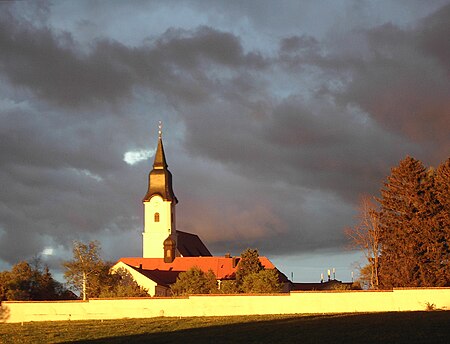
1 311 450 344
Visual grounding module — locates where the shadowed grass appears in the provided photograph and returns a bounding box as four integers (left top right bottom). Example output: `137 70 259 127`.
1 312 450 343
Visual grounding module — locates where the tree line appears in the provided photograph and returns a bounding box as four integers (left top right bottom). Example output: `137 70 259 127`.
170 248 283 295
0 244 282 301
0 241 147 301
347 156 450 289
0 258 75 301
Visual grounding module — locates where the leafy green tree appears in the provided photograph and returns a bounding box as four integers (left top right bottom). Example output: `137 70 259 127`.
0 271 8 301
99 268 148 298
0 260 74 301
168 248 284 295
29 258 74 300
234 248 284 293
63 241 105 300
218 280 238 294
4 261 34 300
235 248 264 287
63 241 150 299
170 267 218 296
241 269 283 293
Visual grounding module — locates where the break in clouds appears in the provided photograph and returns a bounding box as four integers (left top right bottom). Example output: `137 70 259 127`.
0 1 449 271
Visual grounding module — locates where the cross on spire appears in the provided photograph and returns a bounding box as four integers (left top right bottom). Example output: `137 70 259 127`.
158 121 162 139
152 121 167 170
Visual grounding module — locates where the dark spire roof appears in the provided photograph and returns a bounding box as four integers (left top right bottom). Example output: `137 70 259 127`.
153 136 168 170
176 231 212 257
164 235 176 246
142 126 177 203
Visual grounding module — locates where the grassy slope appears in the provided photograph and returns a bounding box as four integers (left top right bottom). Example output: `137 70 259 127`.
1 312 450 344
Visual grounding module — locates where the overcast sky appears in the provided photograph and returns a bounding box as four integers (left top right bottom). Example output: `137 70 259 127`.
1 0 449 282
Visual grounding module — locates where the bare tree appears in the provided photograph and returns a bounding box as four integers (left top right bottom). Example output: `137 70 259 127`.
345 196 381 289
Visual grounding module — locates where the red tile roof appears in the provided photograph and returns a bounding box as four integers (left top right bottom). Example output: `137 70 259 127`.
118 256 276 280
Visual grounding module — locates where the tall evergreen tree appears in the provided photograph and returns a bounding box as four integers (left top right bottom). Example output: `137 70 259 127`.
378 157 425 287
378 156 447 287
435 158 450 230
434 158 450 285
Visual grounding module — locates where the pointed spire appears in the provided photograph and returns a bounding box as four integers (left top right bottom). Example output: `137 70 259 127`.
143 121 177 203
153 121 168 169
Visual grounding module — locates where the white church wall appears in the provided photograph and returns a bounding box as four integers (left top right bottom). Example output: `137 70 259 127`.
111 262 157 296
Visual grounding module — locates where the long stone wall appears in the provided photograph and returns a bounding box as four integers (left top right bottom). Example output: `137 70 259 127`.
2 288 450 323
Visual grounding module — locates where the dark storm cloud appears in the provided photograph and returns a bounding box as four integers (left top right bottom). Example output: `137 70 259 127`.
419 3 450 72
261 97 414 199
0 0 449 270
286 3 450 163
169 3 450 254
0 5 265 108
0 4 269 265
154 27 265 69
0 13 133 107
339 21 450 157
0 103 148 264
182 92 414 206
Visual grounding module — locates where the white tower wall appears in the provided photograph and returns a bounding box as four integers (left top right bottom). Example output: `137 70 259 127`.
143 195 176 258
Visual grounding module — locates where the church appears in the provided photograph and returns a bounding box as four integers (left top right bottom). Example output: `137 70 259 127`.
113 125 286 296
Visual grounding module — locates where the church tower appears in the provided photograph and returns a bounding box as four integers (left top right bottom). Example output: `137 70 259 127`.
142 123 178 258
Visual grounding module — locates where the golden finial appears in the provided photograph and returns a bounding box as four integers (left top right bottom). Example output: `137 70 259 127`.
158 121 162 139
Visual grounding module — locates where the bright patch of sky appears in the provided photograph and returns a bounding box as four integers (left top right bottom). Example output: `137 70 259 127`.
0 259 10 271
70 168 103 182
41 247 54 256
123 149 155 165
271 250 364 283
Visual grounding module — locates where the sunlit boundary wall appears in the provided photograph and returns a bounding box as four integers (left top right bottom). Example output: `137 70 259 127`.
2 288 450 323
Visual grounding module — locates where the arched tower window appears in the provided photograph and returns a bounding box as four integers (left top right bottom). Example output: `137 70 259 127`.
154 212 160 222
